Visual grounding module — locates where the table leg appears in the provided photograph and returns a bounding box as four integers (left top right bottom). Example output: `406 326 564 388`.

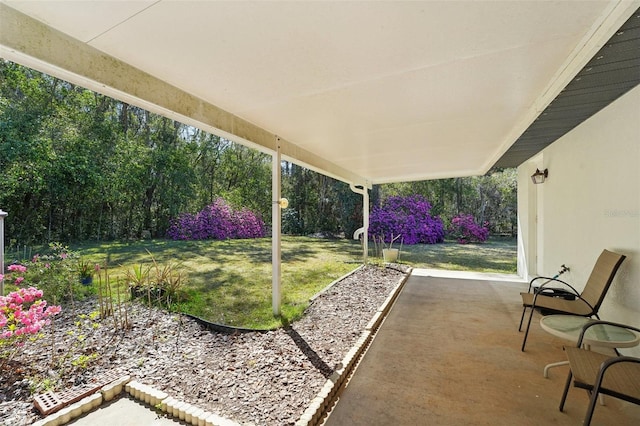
544 360 569 378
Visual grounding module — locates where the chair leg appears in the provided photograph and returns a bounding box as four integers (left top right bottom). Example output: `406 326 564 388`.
521 306 536 351
584 387 599 426
559 370 573 412
518 306 527 331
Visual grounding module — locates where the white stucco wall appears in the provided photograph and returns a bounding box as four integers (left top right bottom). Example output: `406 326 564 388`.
517 84 640 353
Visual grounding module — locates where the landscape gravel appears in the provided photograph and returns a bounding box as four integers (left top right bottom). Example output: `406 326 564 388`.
0 264 409 425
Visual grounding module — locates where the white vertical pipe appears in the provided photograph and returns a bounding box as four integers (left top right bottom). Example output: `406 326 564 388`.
0 209 7 296
363 188 369 262
272 140 282 316
349 184 369 263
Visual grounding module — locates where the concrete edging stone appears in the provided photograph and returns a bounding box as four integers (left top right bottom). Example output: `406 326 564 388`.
295 267 412 426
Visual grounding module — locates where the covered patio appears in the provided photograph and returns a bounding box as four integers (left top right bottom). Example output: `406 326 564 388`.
1 1 639 424
324 270 640 425
19 268 639 425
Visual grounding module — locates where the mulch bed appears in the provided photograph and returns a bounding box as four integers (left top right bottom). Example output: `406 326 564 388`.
0 264 408 425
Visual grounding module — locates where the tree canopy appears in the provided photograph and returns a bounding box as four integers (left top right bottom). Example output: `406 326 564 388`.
1 60 516 246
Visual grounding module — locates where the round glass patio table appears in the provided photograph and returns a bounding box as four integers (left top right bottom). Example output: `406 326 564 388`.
539 315 640 377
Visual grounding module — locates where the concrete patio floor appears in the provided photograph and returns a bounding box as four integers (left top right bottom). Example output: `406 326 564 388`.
323 269 640 426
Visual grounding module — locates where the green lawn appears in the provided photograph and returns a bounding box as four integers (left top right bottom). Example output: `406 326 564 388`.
72 236 516 329
399 237 517 273
74 236 364 329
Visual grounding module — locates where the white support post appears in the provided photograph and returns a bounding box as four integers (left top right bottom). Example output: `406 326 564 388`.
0 209 7 296
272 140 282 316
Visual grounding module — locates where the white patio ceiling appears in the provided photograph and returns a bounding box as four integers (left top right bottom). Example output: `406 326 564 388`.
1 1 637 186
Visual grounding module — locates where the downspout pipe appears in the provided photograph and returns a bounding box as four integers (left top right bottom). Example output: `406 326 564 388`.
349 184 369 263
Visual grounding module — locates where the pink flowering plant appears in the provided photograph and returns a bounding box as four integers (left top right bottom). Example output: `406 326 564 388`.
448 214 490 244
3 264 27 286
0 269 61 368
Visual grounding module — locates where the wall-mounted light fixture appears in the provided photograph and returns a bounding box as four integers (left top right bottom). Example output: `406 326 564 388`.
531 168 548 184
274 198 289 208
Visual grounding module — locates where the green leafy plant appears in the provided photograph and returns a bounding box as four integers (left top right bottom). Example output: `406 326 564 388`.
29 376 56 395
125 263 150 300
126 252 187 310
150 256 186 310
71 353 99 369
77 258 96 279
21 243 95 305
50 310 102 381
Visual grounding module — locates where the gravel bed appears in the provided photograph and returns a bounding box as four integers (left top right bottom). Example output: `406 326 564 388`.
0 264 408 425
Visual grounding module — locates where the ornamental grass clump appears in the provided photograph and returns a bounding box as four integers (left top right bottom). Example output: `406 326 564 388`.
448 214 490 244
77 257 98 281
167 197 266 240
369 195 445 246
125 252 186 311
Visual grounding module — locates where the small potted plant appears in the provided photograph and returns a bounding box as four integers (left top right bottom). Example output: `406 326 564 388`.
374 232 402 263
77 258 95 285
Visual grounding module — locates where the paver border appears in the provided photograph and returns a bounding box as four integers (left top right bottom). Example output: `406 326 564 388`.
296 267 412 425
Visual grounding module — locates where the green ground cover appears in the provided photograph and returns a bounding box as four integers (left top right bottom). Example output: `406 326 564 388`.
70 236 516 329
399 237 517 273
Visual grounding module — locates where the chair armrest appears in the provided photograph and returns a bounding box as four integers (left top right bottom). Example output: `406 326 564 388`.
576 320 640 347
528 276 578 295
592 356 640 395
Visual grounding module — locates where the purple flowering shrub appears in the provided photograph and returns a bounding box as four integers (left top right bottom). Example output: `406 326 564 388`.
369 195 445 245
167 198 266 240
448 214 489 244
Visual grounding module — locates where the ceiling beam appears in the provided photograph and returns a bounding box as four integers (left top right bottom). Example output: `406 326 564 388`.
0 3 370 188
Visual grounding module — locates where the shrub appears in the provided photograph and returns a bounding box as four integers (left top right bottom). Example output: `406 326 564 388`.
0 269 61 368
167 198 266 240
448 214 489 244
18 243 95 304
369 195 445 245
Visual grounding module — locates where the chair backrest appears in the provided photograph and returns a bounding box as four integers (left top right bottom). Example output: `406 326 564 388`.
580 249 626 312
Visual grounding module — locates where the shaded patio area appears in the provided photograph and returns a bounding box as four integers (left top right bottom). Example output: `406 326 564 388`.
324 270 640 425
